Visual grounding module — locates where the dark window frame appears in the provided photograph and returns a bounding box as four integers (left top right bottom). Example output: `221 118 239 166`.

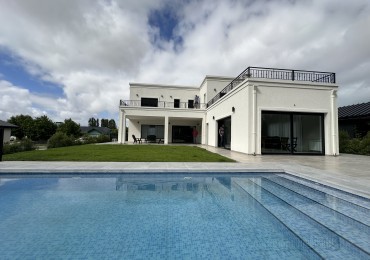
261 111 325 155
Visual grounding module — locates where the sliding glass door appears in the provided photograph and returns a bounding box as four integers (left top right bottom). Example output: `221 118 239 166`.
262 112 324 155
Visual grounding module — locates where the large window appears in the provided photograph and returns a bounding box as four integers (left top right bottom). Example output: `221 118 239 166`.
141 125 164 139
261 112 324 155
141 98 158 107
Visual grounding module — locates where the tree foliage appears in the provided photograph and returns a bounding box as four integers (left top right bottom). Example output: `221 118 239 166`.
88 117 99 127
101 119 109 127
108 119 117 129
7 114 56 141
33 115 57 141
57 118 81 137
8 114 34 139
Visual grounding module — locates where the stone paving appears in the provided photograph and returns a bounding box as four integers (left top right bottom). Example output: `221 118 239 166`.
0 145 369 198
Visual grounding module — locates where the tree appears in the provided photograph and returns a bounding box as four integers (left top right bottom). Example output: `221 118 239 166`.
34 115 57 141
88 117 98 127
58 118 81 137
8 114 35 139
108 119 117 129
101 119 109 128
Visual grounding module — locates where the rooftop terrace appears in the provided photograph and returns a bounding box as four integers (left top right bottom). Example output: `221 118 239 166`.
207 66 336 107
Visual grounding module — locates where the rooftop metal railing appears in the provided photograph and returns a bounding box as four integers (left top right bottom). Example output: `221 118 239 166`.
206 66 336 107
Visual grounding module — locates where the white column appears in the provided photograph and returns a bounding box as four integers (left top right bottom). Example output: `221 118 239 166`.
118 111 126 144
164 116 169 144
118 110 124 143
252 85 257 154
202 115 206 145
331 90 339 155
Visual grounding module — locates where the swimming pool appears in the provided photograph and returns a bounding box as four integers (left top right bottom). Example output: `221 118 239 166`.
0 172 369 259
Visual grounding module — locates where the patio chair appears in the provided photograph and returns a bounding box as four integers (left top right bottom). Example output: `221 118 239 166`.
132 135 142 144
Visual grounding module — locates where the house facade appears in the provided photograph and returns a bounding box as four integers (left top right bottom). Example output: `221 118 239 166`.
0 120 18 144
338 101 370 138
118 67 339 155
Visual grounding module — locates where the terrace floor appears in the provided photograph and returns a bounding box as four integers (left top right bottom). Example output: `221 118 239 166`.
0 145 369 198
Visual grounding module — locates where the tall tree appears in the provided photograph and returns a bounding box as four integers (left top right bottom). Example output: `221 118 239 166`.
108 119 117 129
58 118 81 137
101 119 109 128
34 115 57 141
88 117 98 127
8 114 35 139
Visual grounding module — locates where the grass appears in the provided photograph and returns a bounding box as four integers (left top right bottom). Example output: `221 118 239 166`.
3 144 235 162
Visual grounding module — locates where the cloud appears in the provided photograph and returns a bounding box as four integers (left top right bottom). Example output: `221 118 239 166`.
0 0 369 125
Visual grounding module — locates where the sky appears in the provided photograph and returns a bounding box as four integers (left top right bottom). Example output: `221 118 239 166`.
0 0 369 125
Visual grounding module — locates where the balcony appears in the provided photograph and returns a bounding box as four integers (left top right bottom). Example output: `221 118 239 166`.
207 66 336 108
120 100 206 109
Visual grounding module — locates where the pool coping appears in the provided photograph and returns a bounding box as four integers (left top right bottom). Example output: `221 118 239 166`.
1 161 369 199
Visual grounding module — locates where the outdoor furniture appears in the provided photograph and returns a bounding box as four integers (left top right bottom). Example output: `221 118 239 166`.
146 135 156 143
157 138 164 144
287 137 297 152
132 135 142 144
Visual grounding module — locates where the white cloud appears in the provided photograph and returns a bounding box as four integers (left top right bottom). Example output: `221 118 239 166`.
0 0 369 125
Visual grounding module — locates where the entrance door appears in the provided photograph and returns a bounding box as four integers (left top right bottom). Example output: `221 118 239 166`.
261 112 324 155
217 117 231 149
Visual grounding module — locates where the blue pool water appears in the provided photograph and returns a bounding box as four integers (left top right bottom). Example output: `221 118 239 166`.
0 173 369 259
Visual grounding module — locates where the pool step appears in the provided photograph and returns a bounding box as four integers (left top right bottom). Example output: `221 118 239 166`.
278 174 370 210
234 178 370 259
250 177 370 255
266 175 370 226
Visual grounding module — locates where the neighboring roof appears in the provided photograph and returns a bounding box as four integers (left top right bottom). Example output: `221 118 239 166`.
338 101 370 119
80 126 111 135
0 120 18 128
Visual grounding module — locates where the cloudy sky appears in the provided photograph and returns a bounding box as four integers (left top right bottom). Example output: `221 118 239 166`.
0 0 369 125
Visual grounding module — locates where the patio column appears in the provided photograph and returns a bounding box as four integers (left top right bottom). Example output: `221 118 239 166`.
331 90 339 155
118 111 126 144
164 116 169 144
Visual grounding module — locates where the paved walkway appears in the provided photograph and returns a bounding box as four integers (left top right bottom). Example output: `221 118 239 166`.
0 145 369 198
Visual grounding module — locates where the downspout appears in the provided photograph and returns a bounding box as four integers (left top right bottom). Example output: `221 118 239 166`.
330 90 338 155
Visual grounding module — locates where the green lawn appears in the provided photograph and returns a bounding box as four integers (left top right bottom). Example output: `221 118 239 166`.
3 144 235 162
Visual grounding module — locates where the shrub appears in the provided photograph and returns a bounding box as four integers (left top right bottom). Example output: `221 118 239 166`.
339 131 350 153
47 132 75 148
2 138 36 154
339 130 370 155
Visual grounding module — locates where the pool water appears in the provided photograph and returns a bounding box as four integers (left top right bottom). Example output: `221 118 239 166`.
0 173 369 259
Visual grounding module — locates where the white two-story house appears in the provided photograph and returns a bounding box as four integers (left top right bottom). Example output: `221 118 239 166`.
118 66 339 155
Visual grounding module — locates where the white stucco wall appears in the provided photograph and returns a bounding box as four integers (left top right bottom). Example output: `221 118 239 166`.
119 75 339 156
3 129 12 143
205 78 338 155
130 83 199 106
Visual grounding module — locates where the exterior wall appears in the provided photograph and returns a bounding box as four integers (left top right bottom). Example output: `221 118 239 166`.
3 129 11 143
130 83 199 106
119 74 339 156
206 82 250 153
205 79 339 155
199 76 233 104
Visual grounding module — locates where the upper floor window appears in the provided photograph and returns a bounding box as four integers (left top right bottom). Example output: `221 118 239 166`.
141 98 158 107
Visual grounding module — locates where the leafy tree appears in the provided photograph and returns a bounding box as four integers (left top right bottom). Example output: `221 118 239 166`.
108 119 117 129
88 117 98 127
57 118 81 137
101 119 109 128
8 115 35 139
34 115 57 141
